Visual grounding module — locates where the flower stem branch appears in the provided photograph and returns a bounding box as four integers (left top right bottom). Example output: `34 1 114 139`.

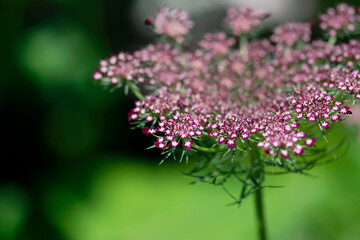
328 36 337 46
239 35 248 55
193 145 220 153
127 81 146 101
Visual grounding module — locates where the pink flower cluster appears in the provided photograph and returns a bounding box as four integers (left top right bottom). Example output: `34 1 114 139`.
319 3 360 37
198 32 236 56
271 23 311 46
146 6 194 43
224 7 269 35
93 43 182 86
93 4 360 161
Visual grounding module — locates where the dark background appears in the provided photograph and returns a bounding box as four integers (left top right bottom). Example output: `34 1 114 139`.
1 0 360 239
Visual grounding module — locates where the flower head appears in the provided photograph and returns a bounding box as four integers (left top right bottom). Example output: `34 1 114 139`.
147 6 194 43
94 4 360 169
224 7 269 35
319 3 360 37
271 23 311 46
198 32 236 56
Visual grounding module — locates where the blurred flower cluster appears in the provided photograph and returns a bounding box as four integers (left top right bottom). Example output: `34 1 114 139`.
93 3 360 201
319 3 360 37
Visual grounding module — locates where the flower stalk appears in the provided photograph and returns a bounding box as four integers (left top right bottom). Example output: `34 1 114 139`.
249 146 267 240
255 187 266 240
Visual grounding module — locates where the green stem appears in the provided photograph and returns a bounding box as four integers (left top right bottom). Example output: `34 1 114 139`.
193 145 219 153
239 35 248 55
254 188 266 240
127 82 146 101
327 36 337 46
250 149 267 240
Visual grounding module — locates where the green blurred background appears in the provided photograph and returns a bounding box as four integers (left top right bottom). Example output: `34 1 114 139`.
1 0 360 239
